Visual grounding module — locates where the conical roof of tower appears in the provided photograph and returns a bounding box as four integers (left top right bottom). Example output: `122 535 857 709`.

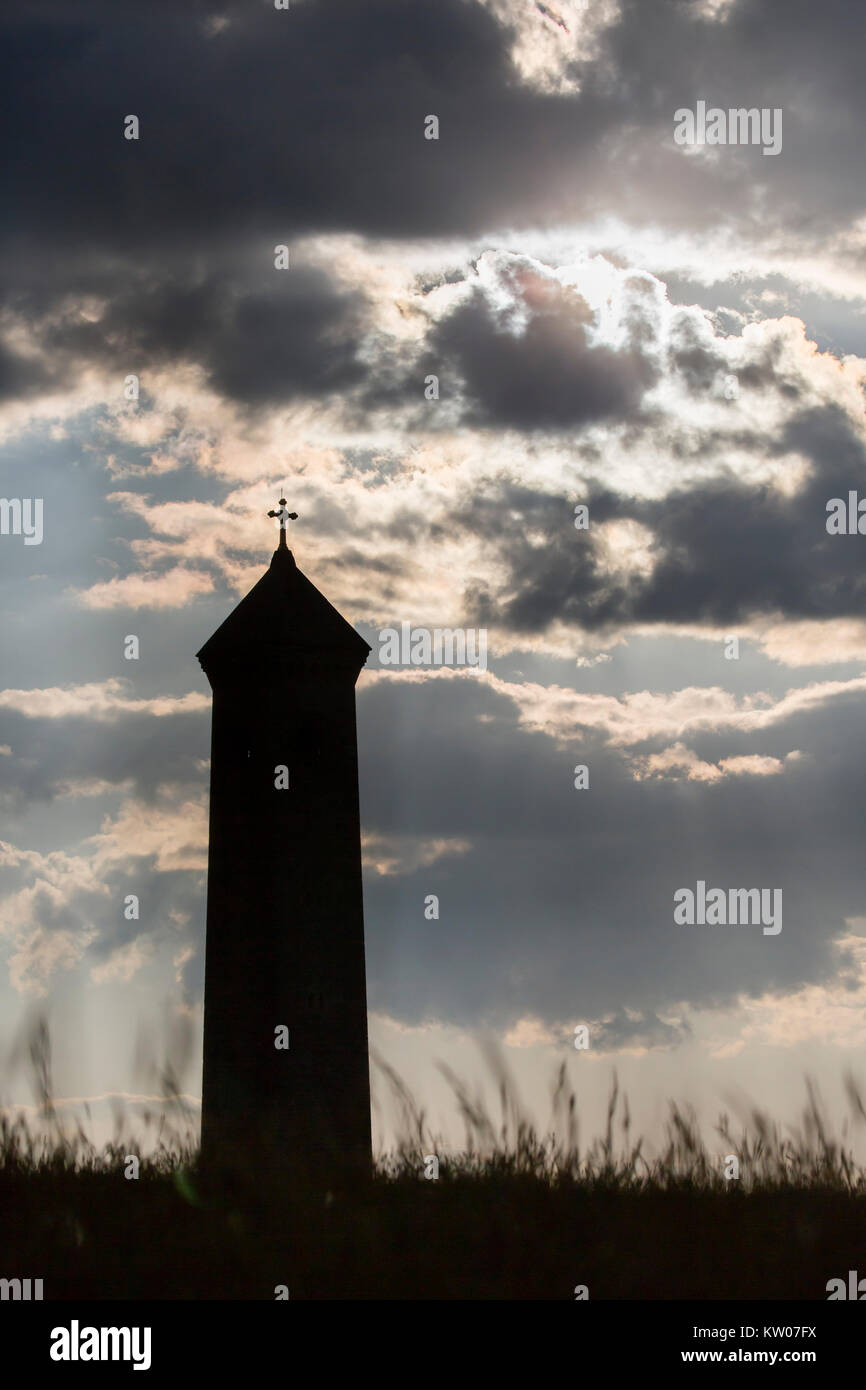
196 542 371 678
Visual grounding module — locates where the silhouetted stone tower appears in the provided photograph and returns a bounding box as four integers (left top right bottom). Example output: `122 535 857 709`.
197 501 372 1177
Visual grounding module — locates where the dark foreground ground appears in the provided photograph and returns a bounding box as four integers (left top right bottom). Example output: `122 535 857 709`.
3 1154 866 1299
4 1062 866 1299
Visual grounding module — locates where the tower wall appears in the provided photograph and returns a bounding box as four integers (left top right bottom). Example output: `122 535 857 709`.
199 611 372 1178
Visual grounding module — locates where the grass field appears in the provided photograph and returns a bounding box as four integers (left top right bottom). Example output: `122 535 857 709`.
3 1032 866 1299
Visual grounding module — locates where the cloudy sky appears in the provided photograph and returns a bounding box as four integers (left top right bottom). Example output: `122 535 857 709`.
2 0 866 1159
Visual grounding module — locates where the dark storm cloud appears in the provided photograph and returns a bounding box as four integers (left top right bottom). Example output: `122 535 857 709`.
2 0 865 267
0 815 204 1001
454 405 866 637
0 699 208 996
592 1011 692 1051
356 268 660 428
666 311 799 400
0 343 59 404
0 709 208 814
426 280 658 428
0 0 537 252
12 264 369 408
450 481 627 633
11 882 105 945
356 670 866 1030
85 863 203 970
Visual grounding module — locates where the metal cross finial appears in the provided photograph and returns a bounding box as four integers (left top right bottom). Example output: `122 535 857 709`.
267 496 298 549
